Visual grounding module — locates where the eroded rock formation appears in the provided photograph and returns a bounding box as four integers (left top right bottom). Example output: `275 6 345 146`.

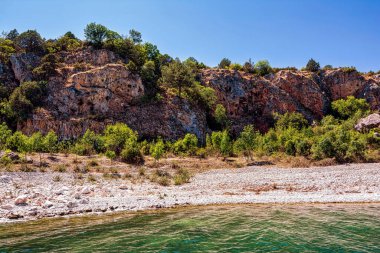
3 48 378 140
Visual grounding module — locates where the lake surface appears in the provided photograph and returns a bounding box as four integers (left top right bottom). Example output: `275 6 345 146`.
1 204 380 252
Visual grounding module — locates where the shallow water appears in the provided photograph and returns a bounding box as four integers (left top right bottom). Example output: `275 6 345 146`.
1 204 380 252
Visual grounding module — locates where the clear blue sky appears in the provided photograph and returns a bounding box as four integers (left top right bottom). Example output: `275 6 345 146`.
2 0 380 71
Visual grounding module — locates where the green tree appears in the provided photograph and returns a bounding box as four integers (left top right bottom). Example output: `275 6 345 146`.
214 104 228 128
254 60 272 76
234 125 258 160
28 132 45 166
0 123 12 149
218 58 231 69
144 42 160 61
305 58 320 72
220 130 233 157
6 131 27 153
84 23 110 48
150 138 165 161
32 54 59 80
172 133 198 155
9 81 46 120
54 32 81 52
243 59 255 73
15 30 45 54
5 29 19 41
0 38 16 62
43 130 58 154
129 29 142 44
121 137 144 164
103 123 138 154
159 60 195 97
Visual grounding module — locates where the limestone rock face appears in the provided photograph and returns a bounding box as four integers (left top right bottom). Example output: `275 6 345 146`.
200 69 328 133
272 70 329 117
200 68 380 133
55 64 144 116
359 81 380 111
324 69 367 100
61 48 120 66
13 48 380 140
9 53 40 83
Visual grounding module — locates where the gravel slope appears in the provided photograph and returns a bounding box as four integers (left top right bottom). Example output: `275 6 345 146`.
1 163 379 222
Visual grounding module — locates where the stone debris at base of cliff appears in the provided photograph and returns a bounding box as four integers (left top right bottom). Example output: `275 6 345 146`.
0 163 379 223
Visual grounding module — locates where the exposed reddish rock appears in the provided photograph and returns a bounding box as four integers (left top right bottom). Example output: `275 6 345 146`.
200 69 328 133
272 70 329 117
54 64 144 116
324 69 367 100
61 48 120 66
10 48 380 140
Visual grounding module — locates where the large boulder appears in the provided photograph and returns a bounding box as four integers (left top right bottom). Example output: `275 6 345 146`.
355 113 380 131
9 53 40 83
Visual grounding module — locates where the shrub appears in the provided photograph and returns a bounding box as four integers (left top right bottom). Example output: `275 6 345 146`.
84 23 114 48
174 168 191 185
311 127 367 162
120 145 144 164
234 125 258 160
254 60 272 76
32 53 59 80
43 131 58 154
6 131 27 152
105 150 116 163
0 123 12 149
159 59 195 96
218 58 231 69
150 138 165 161
275 112 309 130
172 134 198 155
15 30 45 54
220 130 233 157
184 83 217 110
0 38 16 62
331 96 369 120
242 59 255 73
9 81 46 120
103 123 138 154
55 164 66 173
305 58 320 72
229 63 243 71
214 104 228 128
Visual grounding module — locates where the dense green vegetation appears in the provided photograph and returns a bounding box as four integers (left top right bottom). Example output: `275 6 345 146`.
0 96 378 165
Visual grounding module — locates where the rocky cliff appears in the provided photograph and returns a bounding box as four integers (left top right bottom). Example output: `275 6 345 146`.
200 68 380 134
3 48 379 140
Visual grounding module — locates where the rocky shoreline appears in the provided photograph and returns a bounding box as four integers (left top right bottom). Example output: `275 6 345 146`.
1 163 380 223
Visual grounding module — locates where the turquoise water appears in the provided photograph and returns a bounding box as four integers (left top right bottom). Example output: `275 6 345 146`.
1 204 380 252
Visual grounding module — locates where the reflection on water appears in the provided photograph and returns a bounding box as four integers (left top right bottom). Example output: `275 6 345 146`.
1 204 380 252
